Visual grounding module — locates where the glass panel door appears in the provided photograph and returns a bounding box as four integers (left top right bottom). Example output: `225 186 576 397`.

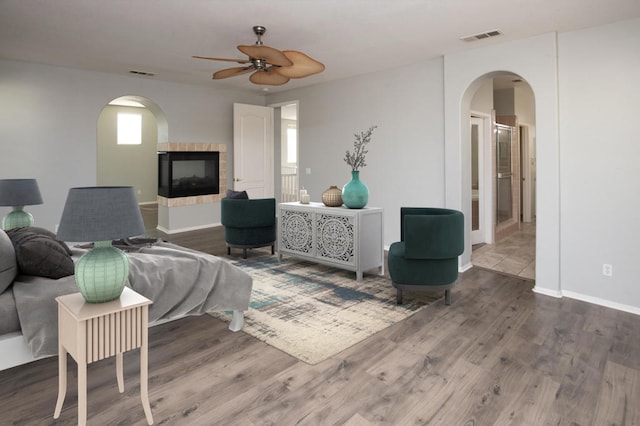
496 124 513 225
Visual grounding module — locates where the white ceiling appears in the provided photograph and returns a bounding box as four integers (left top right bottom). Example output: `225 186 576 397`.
1 0 639 95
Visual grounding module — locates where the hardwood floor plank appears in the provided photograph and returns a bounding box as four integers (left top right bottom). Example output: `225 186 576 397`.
395 358 488 424
592 360 640 425
492 371 561 425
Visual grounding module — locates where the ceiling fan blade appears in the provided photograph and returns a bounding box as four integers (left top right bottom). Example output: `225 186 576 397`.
237 45 293 67
249 70 290 86
213 66 253 79
193 55 252 64
274 50 325 78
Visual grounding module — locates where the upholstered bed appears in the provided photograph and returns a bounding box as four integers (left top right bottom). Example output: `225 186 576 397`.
0 227 253 371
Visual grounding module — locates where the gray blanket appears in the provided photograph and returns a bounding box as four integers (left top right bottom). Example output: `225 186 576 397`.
12 242 252 358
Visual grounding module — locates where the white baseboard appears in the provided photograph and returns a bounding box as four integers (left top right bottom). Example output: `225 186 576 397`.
561 290 640 316
157 223 221 234
532 285 562 298
459 262 473 273
533 286 640 315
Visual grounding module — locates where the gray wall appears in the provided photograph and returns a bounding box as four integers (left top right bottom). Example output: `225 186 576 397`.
446 19 639 315
0 59 264 231
558 18 640 308
267 57 445 247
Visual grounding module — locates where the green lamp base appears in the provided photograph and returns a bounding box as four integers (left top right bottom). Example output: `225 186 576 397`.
2 206 34 230
75 240 129 303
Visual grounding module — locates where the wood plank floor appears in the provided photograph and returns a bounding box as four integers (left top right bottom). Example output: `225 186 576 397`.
2 225 640 425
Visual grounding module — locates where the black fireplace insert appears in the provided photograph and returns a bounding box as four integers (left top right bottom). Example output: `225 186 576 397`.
158 151 220 198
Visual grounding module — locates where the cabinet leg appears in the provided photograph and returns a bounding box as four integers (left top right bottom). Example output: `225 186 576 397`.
53 347 67 419
141 307 154 425
141 346 153 424
356 271 363 281
78 360 87 426
116 353 124 393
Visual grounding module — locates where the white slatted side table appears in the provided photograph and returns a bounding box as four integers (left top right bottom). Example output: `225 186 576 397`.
53 287 154 425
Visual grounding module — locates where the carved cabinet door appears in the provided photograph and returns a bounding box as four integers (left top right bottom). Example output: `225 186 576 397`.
280 208 314 256
315 212 356 267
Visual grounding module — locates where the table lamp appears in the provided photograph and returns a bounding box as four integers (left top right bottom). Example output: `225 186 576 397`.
0 179 44 230
56 186 145 303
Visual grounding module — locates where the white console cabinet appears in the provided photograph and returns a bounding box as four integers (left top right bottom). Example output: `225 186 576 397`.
278 202 384 281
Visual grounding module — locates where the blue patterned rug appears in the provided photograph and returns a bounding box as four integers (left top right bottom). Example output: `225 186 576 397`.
213 254 441 364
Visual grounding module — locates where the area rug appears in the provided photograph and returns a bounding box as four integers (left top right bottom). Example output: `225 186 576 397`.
211 254 441 364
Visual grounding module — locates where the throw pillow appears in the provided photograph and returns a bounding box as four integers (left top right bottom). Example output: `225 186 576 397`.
0 230 17 293
226 189 249 199
31 226 73 255
7 227 75 279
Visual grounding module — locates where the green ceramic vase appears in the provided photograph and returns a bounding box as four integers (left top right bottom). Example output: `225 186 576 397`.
342 170 369 209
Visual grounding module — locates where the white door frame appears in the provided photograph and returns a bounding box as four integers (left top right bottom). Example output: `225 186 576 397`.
519 123 534 222
471 111 494 245
269 100 300 204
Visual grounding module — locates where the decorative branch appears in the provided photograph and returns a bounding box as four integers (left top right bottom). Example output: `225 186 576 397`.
344 125 377 171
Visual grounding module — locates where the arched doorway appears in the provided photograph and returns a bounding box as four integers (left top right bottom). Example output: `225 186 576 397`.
443 38 562 298
97 95 168 234
467 73 537 280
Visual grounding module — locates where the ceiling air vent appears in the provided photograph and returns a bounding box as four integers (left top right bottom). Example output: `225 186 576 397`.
129 70 156 77
460 29 503 42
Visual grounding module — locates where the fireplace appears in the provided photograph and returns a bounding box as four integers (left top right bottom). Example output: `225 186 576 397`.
158 151 220 198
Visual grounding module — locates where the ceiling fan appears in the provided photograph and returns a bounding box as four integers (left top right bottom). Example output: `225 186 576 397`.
193 26 325 86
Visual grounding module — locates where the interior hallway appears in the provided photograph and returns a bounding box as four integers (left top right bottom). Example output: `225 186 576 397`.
471 220 536 281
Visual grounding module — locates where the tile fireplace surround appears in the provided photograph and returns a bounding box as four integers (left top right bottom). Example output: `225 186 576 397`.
156 142 227 233
156 142 227 208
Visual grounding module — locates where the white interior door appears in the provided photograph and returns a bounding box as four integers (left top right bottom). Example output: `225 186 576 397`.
233 103 274 198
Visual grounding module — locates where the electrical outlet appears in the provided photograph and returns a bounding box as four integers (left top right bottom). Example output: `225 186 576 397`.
602 264 613 277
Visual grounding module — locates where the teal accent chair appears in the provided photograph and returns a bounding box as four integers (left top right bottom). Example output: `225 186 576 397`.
387 207 464 305
221 198 276 259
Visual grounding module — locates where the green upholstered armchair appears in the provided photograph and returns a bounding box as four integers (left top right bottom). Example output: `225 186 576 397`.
387 207 464 305
221 198 276 259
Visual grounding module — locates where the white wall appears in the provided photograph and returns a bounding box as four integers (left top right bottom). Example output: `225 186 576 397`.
0 59 264 232
558 18 640 312
267 57 445 246
445 18 640 314
444 32 561 293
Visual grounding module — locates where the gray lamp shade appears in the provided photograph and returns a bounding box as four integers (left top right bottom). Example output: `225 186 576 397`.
0 179 43 206
56 186 145 242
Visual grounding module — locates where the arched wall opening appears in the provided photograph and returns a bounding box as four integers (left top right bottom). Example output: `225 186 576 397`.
443 33 561 296
97 95 168 231
97 97 168 191
467 72 536 278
